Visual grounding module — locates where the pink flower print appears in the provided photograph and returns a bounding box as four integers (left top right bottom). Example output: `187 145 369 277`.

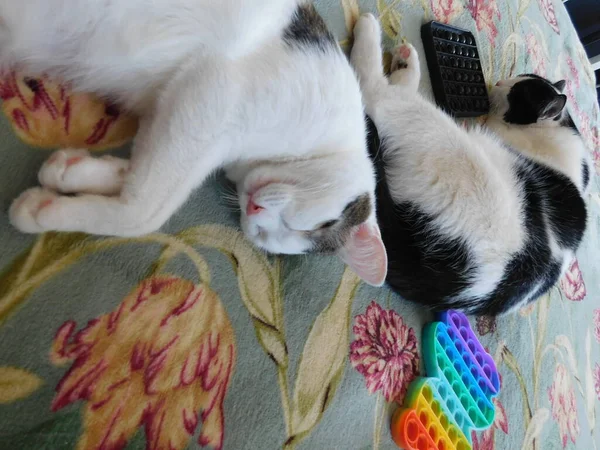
472 398 508 450
565 56 580 89
472 428 494 450
537 0 560 34
350 301 419 404
466 0 501 44
548 363 580 447
525 33 546 77
594 364 600 401
560 258 586 301
476 315 497 335
431 0 464 23
594 309 600 343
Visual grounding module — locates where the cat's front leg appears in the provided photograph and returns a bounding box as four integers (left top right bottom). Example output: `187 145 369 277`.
10 128 225 236
389 43 421 90
38 148 129 195
10 74 232 236
350 14 387 106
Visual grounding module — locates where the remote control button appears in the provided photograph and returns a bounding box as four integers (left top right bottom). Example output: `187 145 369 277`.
473 61 480 70
465 87 471 95
455 73 462 81
458 85 465 95
459 35 466 44
467 36 474 45
452 58 458 67
459 60 465 68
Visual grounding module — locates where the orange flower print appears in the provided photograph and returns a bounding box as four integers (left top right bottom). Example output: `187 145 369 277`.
50 276 235 450
0 72 137 150
350 301 419 404
548 364 580 448
560 258 586 301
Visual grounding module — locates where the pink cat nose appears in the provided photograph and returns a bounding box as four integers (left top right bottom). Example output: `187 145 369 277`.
246 198 264 216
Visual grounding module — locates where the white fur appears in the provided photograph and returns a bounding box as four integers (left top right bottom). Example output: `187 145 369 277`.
2 0 387 284
351 14 588 307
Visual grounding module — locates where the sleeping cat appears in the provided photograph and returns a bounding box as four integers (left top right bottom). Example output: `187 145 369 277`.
1 1 387 285
351 14 591 314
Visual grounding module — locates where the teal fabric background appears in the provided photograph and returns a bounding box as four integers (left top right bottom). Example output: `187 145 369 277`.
0 1 599 449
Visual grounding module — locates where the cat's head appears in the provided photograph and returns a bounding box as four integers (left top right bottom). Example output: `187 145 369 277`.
226 153 387 286
489 74 567 126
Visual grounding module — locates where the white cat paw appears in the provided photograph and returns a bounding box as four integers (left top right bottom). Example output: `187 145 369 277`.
9 187 60 233
353 13 380 39
391 43 419 72
38 149 90 193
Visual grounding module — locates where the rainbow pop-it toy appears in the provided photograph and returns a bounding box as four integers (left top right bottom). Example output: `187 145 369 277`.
390 310 500 450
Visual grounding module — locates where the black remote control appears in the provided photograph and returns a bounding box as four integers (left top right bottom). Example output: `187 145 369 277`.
421 21 489 117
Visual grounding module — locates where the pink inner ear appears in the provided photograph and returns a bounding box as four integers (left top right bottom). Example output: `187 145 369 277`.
339 223 388 286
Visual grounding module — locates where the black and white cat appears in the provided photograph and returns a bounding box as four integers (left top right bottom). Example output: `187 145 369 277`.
351 14 591 315
2 1 387 285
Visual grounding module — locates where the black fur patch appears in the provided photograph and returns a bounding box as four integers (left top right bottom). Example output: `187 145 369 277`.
480 161 557 314
582 160 591 190
283 4 335 51
307 193 372 253
367 118 475 308
540 165 588 248
367 115 587 315
482 158 586 314
378 200 476 309
504 77 562 125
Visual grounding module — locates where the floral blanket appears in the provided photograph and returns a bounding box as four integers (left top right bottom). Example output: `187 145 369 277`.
0 1 599 449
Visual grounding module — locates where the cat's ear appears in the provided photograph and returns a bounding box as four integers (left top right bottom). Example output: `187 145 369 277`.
541 94 567 119
338 222 387 286
553 80 566 92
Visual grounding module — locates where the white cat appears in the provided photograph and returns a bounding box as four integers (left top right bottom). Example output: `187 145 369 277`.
351 14 591 314
1 1 387 285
